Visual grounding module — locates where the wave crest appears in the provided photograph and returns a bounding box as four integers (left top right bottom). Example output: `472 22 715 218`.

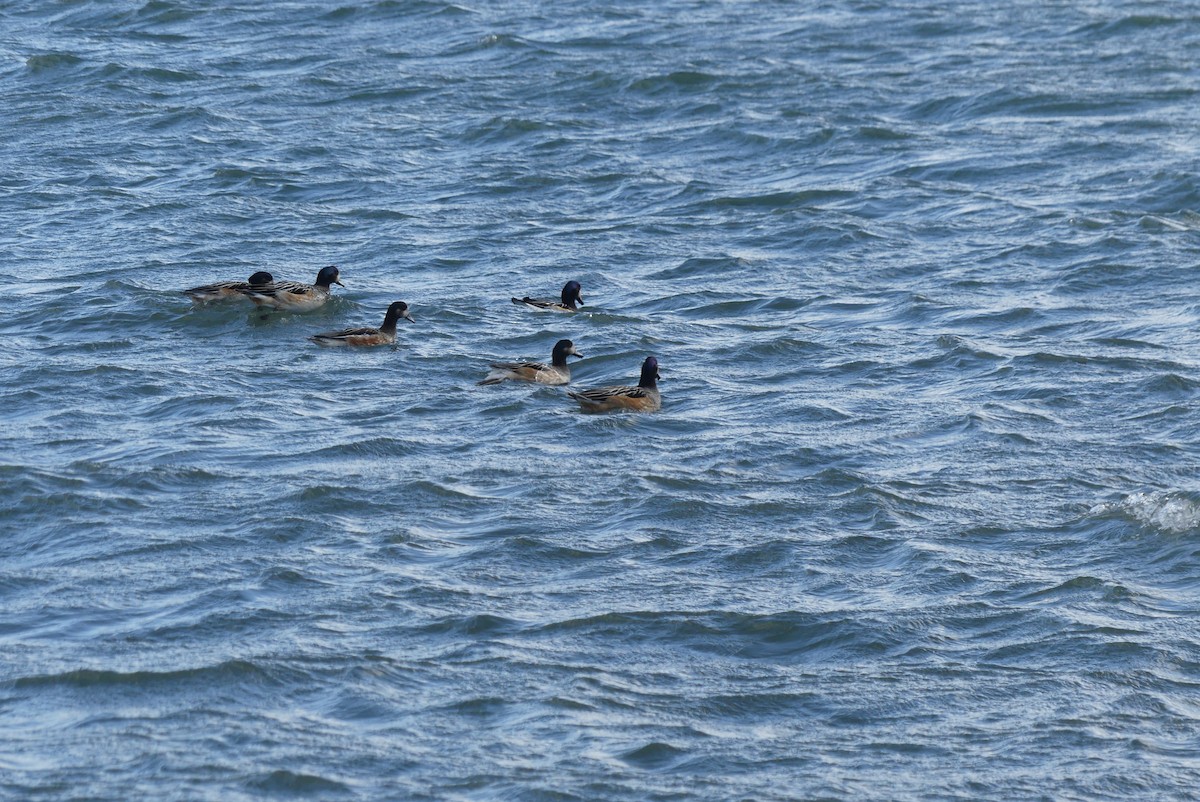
1104 492 1200 534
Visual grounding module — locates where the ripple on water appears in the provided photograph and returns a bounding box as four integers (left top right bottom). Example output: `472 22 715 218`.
3 0 1200 799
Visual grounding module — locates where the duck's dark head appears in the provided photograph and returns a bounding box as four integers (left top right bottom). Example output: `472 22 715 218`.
551 338 583 365
560 280 583 309
639 356 660 388
315 265 344 288
248 271 274 286
385 301 414 324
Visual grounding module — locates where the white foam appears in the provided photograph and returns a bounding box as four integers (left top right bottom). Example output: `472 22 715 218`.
1118 492 1200 534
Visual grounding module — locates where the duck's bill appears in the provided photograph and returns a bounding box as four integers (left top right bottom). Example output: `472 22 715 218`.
403 312 415 322
335 278 346 286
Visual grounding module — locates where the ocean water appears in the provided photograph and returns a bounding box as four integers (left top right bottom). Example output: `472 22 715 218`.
2 0 1199 799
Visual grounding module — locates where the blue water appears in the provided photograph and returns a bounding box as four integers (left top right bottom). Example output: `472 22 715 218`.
2 1 1199 799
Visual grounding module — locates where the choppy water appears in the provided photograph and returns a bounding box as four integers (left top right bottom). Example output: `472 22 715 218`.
3 1 1200 799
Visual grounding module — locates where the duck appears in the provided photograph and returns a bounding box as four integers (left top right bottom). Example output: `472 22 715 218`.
567 356 661 413
478 339 583 386
183 271 274 303
511 280 584 313
308 301 413 347
240 265 344 312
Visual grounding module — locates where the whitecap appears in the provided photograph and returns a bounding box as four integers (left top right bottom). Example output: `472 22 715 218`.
1107 492 1200 535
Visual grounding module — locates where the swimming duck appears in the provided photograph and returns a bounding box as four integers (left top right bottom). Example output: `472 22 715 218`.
478 339 583 386
183 271 274 303
308 301 413 347
240 265 344 312
567 356 661 413
512 280 584 312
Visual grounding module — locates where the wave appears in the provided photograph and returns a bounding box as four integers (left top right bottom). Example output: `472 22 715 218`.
25 52 85 72
247 769 350 794
537 609 901 662
1099 492 1200 535
11 659 272 690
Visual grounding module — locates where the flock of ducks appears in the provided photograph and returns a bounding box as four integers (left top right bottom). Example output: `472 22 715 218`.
182 266 662 413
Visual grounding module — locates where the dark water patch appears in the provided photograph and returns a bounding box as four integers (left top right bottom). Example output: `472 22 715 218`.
1056 259 1170 294
644 256 751 281
295 437 414 461
440 695 513 721
247 769 351 796
857 123 914 141
626 70 720 95
123 0 203 27
10 660 275 691
705 188 859 212
827 532 922 570
7 487 149 532
697 690 828 721
942 305 1045 332
1136 373 1200 397
985 90 1163 121
717 540 797 575
137 393 243 421
910 338 1005 370
673 296 814 322
1070 14 1194 38
903 92 989 125
25 52 85 73
1118 404 1194 429
501 536 612 567
99 62 203 85
418 613 522 638
256 566 329 592
1087 335 1170 352
617 741 687 770
1009 350 1185 375
541 610 898 664
1019 575 1137 606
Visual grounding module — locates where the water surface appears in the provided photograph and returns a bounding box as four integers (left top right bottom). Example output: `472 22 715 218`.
2 1 1199 799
